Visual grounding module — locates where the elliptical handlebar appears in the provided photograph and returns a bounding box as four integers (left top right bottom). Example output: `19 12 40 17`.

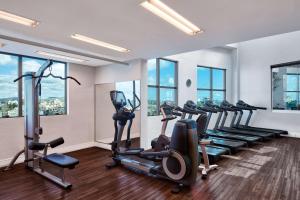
128 92 141 113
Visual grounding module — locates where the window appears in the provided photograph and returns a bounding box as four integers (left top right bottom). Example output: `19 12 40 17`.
272 61 300 110
0 52 67 118
197 66 226 106
148 58 177 116
115 80 140 109
0 54 19 118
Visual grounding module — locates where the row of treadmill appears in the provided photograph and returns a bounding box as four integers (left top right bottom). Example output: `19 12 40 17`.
157 99 288 163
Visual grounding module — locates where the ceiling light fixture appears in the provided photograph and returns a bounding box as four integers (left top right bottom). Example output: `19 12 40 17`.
0 10 39 27
36 51 86 62
140 0 203 35
71 34 130 53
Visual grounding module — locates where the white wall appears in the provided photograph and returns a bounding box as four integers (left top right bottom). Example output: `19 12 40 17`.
144 48 235 148
238 30 300 138
0 63 96 166
95 59 142 84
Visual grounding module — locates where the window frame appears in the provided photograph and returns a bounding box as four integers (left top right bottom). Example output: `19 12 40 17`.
271 60 300 111
0 51 68 118
197 66 226 104
148 58 178 116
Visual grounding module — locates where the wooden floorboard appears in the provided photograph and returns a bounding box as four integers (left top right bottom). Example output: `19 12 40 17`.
0 137 299 200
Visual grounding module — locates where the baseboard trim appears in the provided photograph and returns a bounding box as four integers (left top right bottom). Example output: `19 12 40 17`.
281 132 300 138
0 142 95 168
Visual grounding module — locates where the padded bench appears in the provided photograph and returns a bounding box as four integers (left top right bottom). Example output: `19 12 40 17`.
44 153 79 169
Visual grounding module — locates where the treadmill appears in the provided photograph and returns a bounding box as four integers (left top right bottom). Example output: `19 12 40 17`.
151 101 229 163
219 101 275 140
183 101 247 154
235 100 288 136
200 102 261 146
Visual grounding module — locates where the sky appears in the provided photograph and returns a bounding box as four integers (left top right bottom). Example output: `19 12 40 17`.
0 53 66 99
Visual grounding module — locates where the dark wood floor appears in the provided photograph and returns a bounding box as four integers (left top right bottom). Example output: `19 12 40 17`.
0 137 299 200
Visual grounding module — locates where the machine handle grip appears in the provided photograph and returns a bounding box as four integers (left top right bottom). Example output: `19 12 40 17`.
29 142 47 150
49 137 64 148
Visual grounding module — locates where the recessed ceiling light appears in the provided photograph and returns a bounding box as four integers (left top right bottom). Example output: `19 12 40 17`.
36 51 86 62
71 34 130 53
0 10 39 27
140 0 203 35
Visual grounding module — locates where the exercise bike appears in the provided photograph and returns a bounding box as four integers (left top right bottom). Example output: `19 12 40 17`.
106 90 199 193
151 100 220 178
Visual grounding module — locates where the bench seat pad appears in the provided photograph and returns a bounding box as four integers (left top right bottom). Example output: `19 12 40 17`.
44 153 79 168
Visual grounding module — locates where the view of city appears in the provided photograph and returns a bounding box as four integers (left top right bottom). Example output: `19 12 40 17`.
0 97 65 118
0 53 66 118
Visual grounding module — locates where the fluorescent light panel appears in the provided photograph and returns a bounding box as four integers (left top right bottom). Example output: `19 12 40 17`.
0 10 39 27
36 51 86 62
141 0 202 35
71 34 130 53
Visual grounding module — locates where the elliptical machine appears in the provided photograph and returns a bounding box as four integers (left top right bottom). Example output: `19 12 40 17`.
106 91 199 193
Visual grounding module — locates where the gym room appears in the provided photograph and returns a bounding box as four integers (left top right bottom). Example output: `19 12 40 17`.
0 0 299 199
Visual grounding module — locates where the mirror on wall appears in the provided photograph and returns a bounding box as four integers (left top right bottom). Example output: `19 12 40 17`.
115 80 141 110
272 62 300 110
95 80 141 149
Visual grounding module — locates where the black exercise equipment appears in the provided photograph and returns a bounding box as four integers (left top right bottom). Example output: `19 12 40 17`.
203 101 261 145
151 101 229 163
181 101 246 154
235 100 288 136
151 101 182 152
219 101 275 140
106 91 199 193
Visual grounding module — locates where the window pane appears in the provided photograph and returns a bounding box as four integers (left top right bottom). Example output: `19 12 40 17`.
213 69 225 90
0 54 19 118
148 87 157 116
197 67 210 89
160 88 176 105
22 58 66 115
159 59 176 87
212 91 225 105
148 59 156 85
286 74 297 91
284 92 298 110
197 90 210 106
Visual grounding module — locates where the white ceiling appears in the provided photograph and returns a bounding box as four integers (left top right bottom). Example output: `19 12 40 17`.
0 0 300 66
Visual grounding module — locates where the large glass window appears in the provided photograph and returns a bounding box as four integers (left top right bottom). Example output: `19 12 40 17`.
0 52 67 118
147 58 177 116
197 66 226 106
272 62 300 110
